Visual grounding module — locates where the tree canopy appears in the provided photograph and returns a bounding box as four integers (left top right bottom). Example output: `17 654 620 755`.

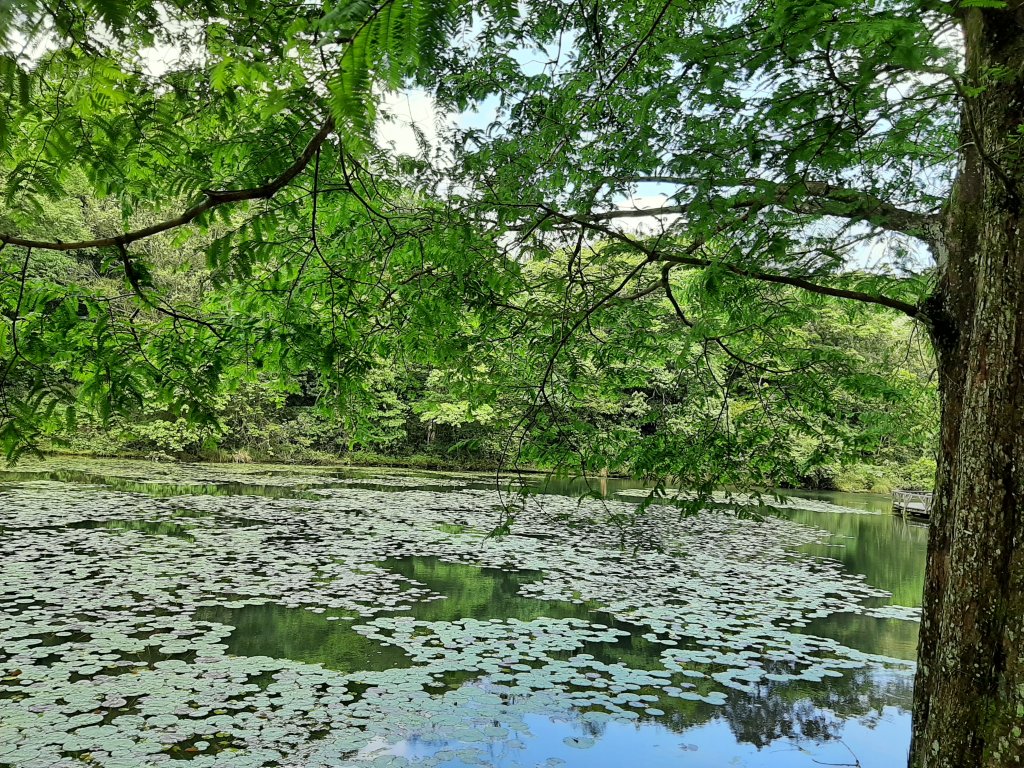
0 0 950 476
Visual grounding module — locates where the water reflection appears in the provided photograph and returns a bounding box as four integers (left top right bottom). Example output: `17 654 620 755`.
196 555 915 766
65 518 196 541
200 557 666 674
0 463 925 767
771 496 928 607
802 612 919 661
391 705 910 767
193 602 414 673
381 557 590 623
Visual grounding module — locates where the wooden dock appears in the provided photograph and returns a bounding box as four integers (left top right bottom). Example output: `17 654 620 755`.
892 489 934 518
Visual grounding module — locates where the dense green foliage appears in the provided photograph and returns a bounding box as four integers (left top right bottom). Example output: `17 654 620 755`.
0 0 944 494
0 178 936 490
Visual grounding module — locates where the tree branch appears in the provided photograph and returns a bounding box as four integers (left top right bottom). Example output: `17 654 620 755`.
591 176 943 243
658 251 923 318
0 118 336 252
533 203 924 320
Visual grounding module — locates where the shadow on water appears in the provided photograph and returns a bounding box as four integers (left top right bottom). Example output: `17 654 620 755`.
66 518 196 541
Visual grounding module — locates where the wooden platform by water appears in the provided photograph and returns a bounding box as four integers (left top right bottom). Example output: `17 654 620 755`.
892 489 933 518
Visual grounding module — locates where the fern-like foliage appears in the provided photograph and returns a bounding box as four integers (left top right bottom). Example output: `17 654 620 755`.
313 0 456 133
0 0 462 220
0 0 476 458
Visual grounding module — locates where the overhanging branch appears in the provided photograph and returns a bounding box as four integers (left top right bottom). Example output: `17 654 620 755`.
0 118 336 252
591 176 943 243
657 252 923 318
533 204 925 320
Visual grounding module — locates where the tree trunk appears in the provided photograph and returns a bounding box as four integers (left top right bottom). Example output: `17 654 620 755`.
909 7 1024 766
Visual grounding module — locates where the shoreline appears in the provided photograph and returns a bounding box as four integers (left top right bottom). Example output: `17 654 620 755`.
11 449 932 496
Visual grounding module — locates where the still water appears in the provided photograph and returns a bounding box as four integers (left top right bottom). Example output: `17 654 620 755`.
0 459 926 768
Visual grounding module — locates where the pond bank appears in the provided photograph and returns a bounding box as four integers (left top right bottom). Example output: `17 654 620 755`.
31 448 934 495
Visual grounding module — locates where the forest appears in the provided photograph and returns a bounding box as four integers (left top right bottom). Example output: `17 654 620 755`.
11 182 938 492
0 1 1021 767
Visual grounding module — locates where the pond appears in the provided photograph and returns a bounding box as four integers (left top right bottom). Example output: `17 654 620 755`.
0 459 926 768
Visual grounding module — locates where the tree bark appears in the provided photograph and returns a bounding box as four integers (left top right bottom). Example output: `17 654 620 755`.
909 6 1024 766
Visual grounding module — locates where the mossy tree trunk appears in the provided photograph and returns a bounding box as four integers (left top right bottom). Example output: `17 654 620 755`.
910 6 1024 766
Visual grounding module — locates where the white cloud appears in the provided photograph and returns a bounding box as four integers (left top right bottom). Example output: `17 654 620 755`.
607 193 682 236
376 88 449 157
